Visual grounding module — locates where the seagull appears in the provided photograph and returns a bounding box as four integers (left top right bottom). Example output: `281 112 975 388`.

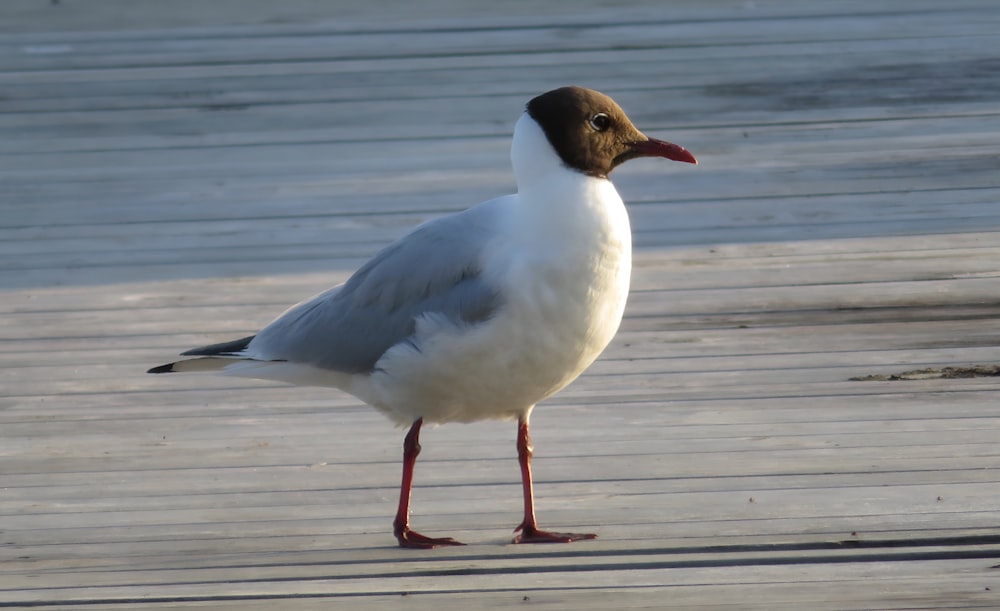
149 86 697 548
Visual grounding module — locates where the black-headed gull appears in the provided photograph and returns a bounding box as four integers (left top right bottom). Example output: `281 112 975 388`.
150 86 697 548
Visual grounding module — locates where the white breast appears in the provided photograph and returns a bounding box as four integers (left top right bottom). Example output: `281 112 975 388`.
358 115 632 425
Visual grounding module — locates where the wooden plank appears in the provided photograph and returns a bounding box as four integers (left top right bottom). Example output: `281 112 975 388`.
3 0 1000 608
2 34 995 116
4 4 998 72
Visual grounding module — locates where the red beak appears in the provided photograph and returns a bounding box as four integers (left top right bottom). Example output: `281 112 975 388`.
630 137 698 165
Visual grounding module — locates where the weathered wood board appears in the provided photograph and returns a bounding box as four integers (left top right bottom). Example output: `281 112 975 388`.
2 0 999 608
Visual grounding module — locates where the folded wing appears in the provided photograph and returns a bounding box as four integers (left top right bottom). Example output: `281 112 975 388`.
238 200 505 374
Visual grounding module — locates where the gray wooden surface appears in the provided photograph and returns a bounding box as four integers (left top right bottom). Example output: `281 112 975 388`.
3 0 1000 608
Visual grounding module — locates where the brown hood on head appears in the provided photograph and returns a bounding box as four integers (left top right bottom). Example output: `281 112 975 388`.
526 86 696 178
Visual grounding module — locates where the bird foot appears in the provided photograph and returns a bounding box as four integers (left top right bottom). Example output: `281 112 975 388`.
511 524 597 544
395 526 465 549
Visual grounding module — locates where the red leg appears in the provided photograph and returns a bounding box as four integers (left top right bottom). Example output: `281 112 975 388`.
512 415 597 544
393 418 464 549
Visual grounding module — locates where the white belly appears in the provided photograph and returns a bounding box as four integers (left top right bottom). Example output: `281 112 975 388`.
358 263 629 424
356 183 633 425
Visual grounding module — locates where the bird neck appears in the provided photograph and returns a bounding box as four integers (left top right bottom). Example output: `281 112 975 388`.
511 113 585 191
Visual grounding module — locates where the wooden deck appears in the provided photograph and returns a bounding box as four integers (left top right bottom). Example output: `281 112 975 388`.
3 0 1000 607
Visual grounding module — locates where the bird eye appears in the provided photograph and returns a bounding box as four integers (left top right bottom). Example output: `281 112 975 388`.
589 112 611 131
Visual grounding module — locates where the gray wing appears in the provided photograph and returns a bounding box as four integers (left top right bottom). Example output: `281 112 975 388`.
247 197 507 374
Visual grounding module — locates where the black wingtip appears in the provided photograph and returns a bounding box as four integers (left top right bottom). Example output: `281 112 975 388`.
181 335 255 357
147 363 176 374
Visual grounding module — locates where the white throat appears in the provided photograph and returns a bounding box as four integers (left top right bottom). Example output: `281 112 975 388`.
511 112 573 192
507 112 625 241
